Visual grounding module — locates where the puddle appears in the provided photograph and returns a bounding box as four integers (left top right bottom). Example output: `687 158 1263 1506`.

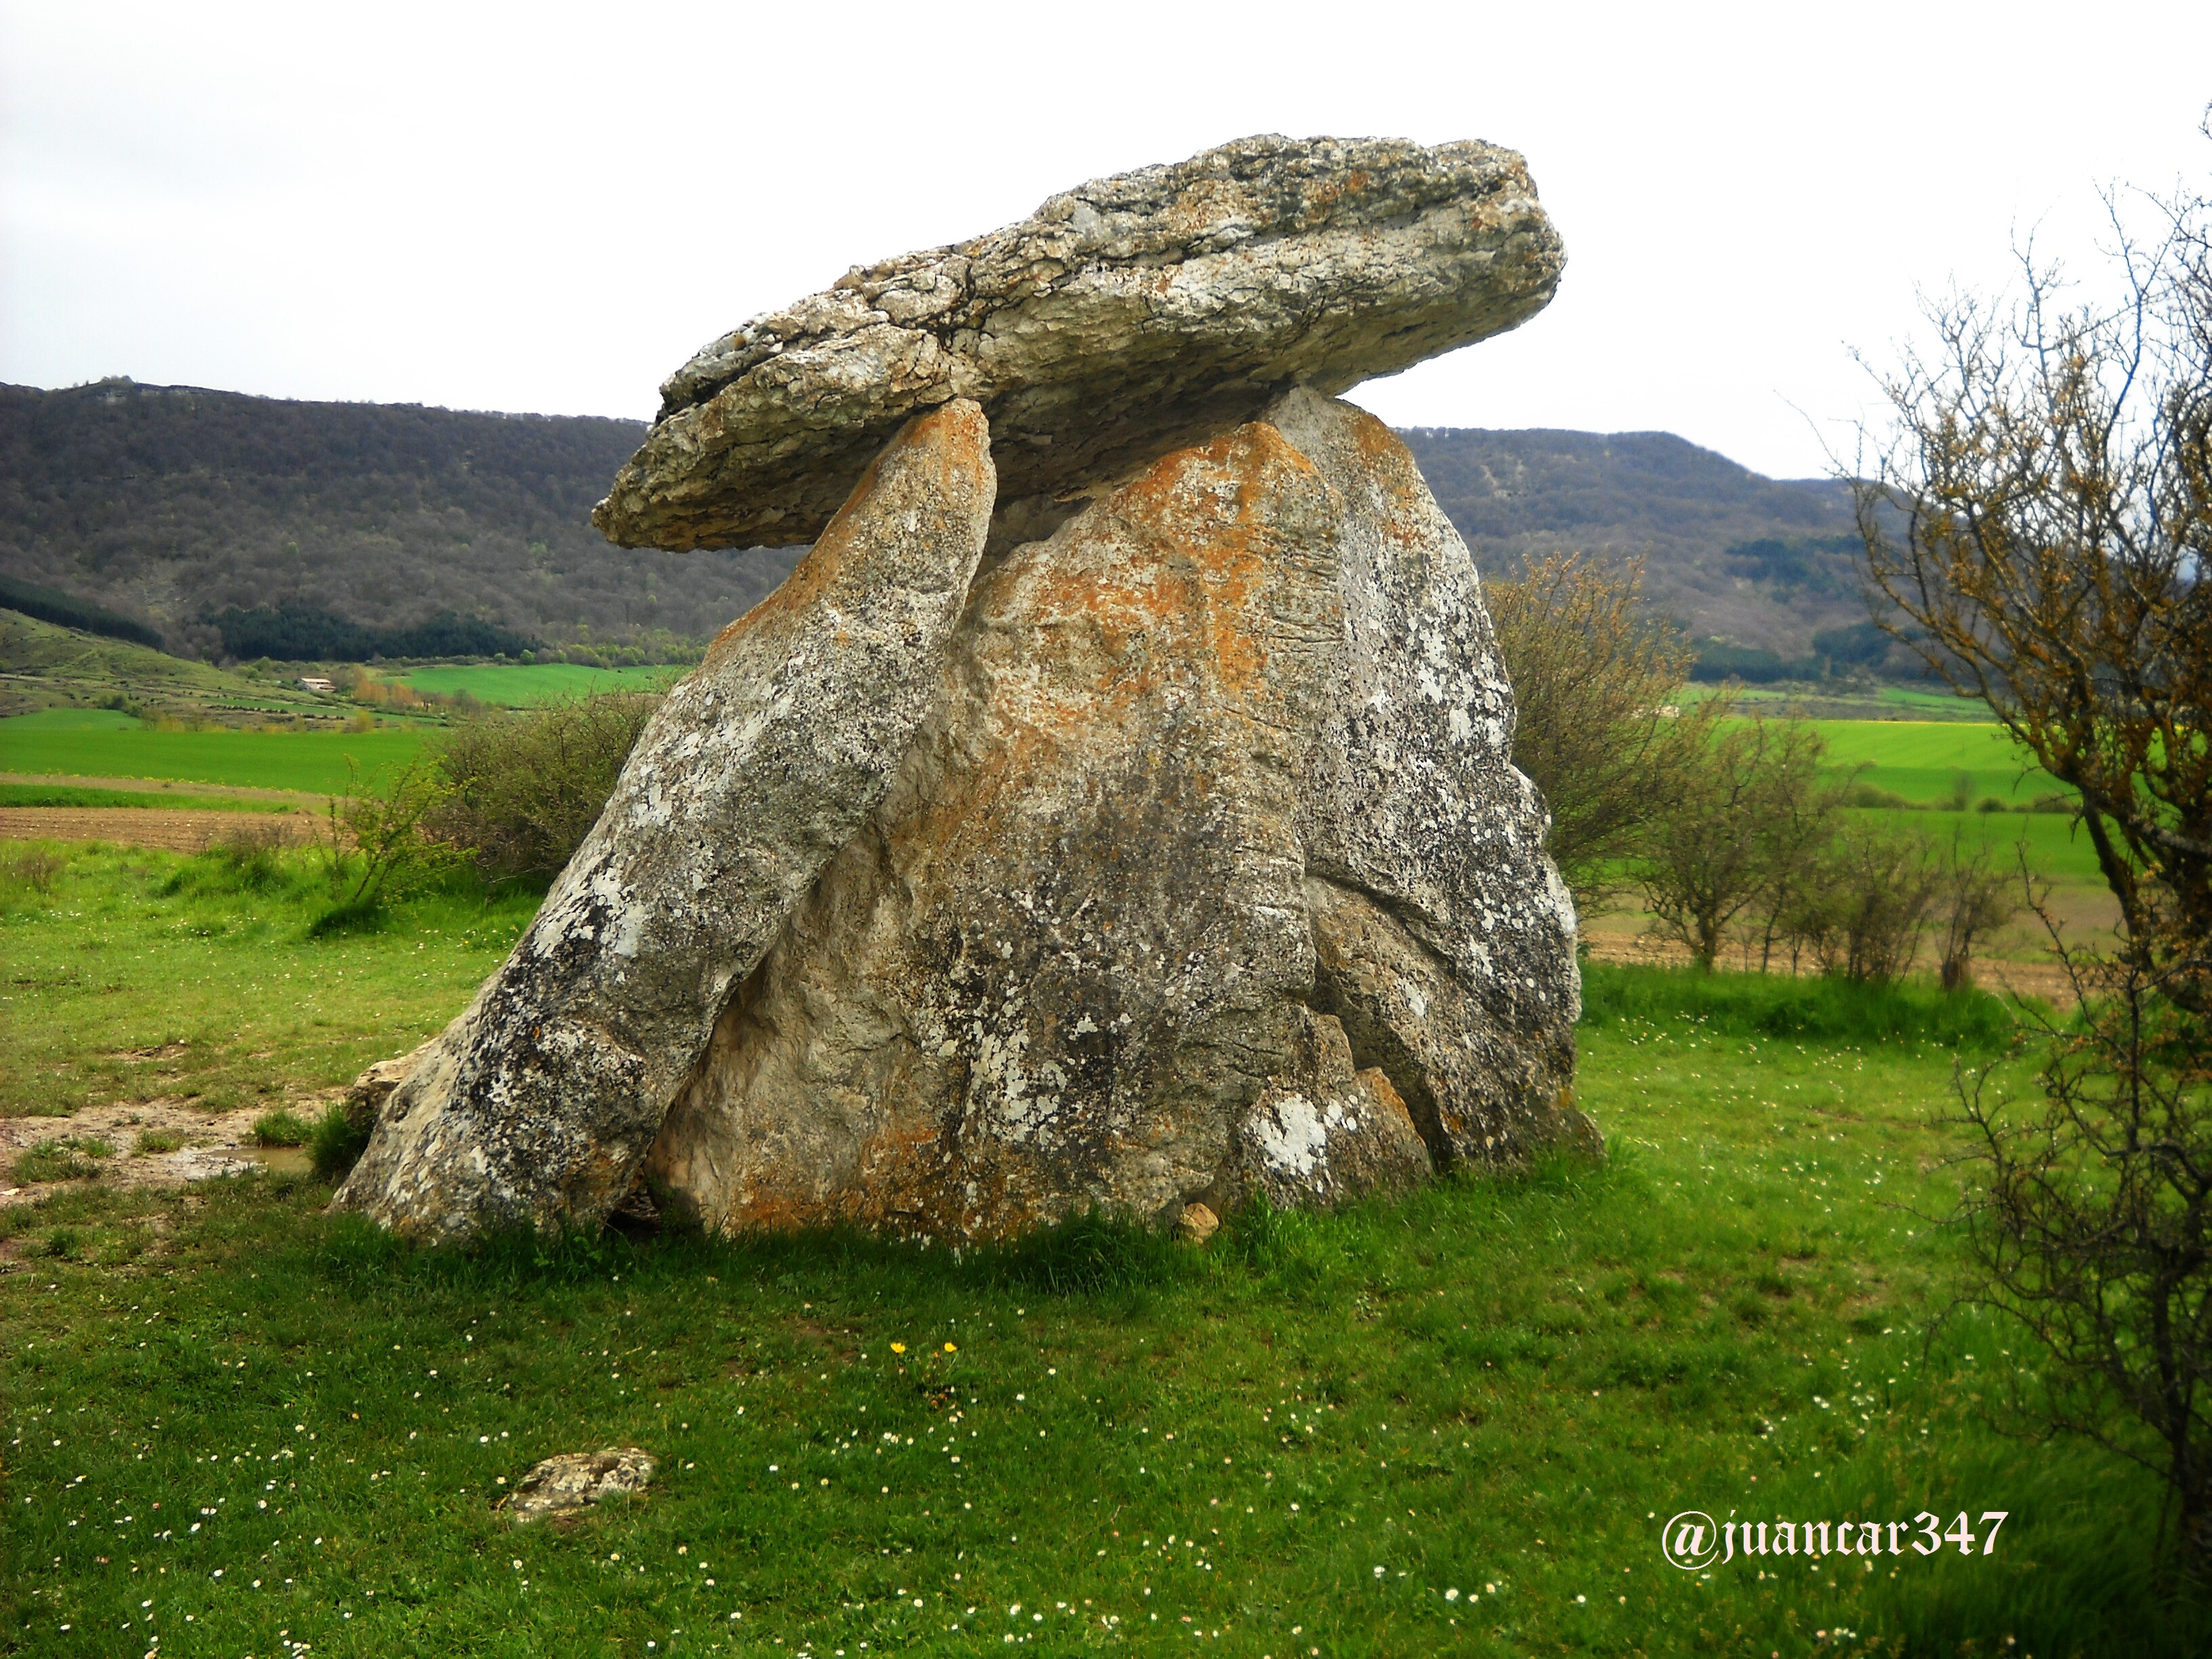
241 1146 312 1176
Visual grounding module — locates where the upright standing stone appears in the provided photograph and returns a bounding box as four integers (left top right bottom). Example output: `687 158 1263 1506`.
331 401 996 1240
1265 389 1585 1163
645 421 1432 1236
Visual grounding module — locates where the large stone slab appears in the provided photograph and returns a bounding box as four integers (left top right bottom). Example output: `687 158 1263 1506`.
1265 390 1584 1162
330 401 996 1241
645 420 1434 1236
594 134 1563 552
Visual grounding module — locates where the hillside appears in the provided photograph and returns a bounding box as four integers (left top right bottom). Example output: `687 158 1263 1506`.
0 379 800 662
1400 427 1868 656
2 380 1877 667
0 609 416 724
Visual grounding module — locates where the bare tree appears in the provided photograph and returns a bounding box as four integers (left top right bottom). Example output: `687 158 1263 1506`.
1639 715 1829 970
1788 819 1943 983
1487 554 1709 910
1936 826 2024 993
1856 129 2212 1575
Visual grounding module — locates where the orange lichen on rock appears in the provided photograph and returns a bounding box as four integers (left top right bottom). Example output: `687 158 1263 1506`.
648 421 1351 1237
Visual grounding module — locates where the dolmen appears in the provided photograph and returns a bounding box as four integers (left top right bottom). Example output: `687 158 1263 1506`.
332 134 1593 1245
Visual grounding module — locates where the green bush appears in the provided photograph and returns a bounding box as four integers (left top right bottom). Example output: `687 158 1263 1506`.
424 692 658 885
251 1109 315 1147
1578 960 2024 1053
308 1103 371 1182
305 897 388 938
133 1128 185 1155
209 822 287 889
1843 781 1912 810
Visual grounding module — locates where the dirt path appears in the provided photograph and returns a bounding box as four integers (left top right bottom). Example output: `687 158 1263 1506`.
0 807 321 851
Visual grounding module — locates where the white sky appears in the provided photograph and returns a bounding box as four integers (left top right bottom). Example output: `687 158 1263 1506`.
3 1 2207 480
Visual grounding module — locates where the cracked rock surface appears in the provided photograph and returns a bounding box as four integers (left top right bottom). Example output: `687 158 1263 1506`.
1267 390 1584 1164
642 406 1582 1239
331 401 995 1241
593 134 1563 552
646 422 1353 1235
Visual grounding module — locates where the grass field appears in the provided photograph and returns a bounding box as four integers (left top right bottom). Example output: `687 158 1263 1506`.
1808 722 2057 807
0 844 535 1118
0 713 431 796
0 782 296 813
2 844 2203 1656
1680 684 1994 723
398 664 684 706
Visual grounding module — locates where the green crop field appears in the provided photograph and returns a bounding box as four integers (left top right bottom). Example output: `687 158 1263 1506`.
0 712 430 796
399 663 684 706
1 844 2201 1656
1854 805 2105 890
1808 722 2057 806
0 782 294 813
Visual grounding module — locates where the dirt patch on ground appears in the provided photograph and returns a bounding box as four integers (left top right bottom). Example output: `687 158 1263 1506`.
0 1096 320 1210
0 807 320 852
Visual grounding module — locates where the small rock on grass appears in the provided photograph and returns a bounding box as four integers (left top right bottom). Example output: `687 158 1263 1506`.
502 1447 657 1523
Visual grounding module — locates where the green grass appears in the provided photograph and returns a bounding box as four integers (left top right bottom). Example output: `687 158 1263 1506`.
0 781 300 813
1579 960 2032 1050
0 718 432 795
0 608 340 726
4 853 2207 1654
0 840 539 1118
1806 720 2057 806
1846 804 2108 891
9 1134 115 1183
308 1102 371 1181
250 1109 317 1148
398 663 682 706
0 708 148 733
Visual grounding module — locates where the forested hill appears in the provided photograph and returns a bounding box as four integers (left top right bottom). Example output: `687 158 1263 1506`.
2 380 1869 665
1399 427 1868 658
0 379 800 662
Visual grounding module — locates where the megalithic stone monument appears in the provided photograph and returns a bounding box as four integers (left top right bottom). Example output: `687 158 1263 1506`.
333 134 1591 1244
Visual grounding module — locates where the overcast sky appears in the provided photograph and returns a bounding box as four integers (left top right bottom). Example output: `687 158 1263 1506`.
4 2 2207 480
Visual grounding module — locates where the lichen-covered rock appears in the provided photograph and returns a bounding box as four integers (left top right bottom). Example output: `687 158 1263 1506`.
329 401 996 1241
645 422 1357 1235
642 406 1580 1242
1265 390 1584 1162
594 134 1563 552
341 1040 435 1133
1233 1008 1433 1208
502 1447 656 1523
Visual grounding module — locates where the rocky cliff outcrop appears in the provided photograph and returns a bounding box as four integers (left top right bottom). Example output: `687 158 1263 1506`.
336 136 1589 1245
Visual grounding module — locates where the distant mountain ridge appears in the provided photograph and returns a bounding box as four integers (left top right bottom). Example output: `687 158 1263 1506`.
0 378 799 663
2 380 1872 664
1399 426 1868 655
